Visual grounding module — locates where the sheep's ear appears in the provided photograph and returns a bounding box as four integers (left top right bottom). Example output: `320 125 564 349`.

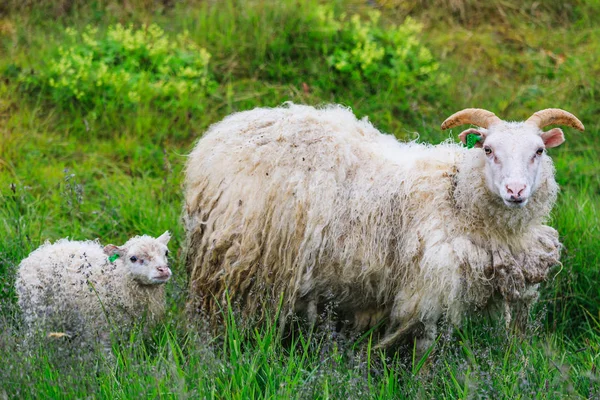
458 128 486 148
103 244 125 257
540 128 565 148
157 231 171 245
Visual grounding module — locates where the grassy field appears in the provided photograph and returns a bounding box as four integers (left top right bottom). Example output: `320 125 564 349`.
1 0 599 397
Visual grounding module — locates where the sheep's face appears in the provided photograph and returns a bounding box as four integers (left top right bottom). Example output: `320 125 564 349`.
104 231 172 285
459 122 565 208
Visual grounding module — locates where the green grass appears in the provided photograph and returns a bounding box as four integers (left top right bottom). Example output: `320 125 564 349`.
1 0 599 398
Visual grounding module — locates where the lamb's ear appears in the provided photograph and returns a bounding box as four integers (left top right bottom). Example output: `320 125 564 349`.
458 128 486 148
103 244 125 257
157 231 171 245
540 128 565 148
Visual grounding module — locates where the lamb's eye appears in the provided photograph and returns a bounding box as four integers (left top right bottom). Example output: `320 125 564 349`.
130 256 137 263
165 250 169 257
536 148 544 156
484 146 492 155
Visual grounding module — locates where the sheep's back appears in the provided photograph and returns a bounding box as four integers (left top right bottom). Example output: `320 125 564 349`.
16 239 118 333
183 104 464 323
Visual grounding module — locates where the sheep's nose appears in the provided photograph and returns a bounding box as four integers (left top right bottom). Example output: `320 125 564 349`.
157 266 169 274
506 183 526 199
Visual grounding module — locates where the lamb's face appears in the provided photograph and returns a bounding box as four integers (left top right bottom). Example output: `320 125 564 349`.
104 231 172 285
476 123 564 208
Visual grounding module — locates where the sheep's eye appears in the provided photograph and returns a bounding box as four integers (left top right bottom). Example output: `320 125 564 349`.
130 256 137 263
484 146 492 155
536 148 544 156
165 250 169 257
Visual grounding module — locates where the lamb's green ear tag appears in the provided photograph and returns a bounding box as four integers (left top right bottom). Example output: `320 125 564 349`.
466 133 482 149
108 254 119 263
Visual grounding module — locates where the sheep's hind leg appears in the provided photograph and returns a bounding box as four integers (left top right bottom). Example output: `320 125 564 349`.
416 320 438 356
375 290 421 349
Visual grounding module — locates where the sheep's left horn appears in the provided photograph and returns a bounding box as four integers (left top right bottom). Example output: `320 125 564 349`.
441 108 502 130
526 108 585 131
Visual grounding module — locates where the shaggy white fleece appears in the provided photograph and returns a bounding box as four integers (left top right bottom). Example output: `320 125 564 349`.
16 233 171 340
184 104 560 349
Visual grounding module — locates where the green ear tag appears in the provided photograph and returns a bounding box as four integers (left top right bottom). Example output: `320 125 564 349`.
108 254 119 262
466 133 482 149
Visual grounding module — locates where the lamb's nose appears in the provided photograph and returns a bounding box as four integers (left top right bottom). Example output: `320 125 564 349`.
506 183 526 199
157 266 169 273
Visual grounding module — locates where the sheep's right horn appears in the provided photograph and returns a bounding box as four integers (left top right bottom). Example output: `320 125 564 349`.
441 108 502 130
525 108 585 131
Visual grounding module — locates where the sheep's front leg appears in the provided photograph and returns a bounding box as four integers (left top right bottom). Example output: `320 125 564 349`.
418 236 493 351
495 225 561 331
383 236 488 351
449 236 494 312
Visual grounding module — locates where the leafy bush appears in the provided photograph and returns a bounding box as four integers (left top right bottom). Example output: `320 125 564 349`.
18 23 216 114
253 4 448 118
314 8 447 89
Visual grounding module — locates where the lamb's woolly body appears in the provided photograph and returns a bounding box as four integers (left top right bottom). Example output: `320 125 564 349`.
16 237 166 338
184 104 560 348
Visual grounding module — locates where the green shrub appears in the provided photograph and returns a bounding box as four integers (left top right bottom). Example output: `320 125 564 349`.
254 4 448 118
315 8 447 89
18 23 216 114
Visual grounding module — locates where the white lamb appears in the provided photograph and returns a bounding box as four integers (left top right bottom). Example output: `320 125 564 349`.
183 103 583 350
16 232 172 340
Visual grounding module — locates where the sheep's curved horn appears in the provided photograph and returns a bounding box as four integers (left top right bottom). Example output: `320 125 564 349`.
526 108 585 131
441 108 502 130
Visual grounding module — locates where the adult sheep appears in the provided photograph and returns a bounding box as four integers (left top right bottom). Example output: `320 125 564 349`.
16 232 172 342
183 104 582 350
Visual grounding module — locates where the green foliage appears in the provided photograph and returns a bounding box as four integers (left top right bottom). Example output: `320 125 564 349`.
1 0 600 397
246 3 448 117
1 311 599 398
18 23 216 114
318 9 447 89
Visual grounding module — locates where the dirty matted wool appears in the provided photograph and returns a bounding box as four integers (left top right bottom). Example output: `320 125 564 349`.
183 103 560 349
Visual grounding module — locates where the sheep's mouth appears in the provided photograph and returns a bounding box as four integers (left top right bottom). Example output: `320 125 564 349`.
150 275 171 284
503 198 527 208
